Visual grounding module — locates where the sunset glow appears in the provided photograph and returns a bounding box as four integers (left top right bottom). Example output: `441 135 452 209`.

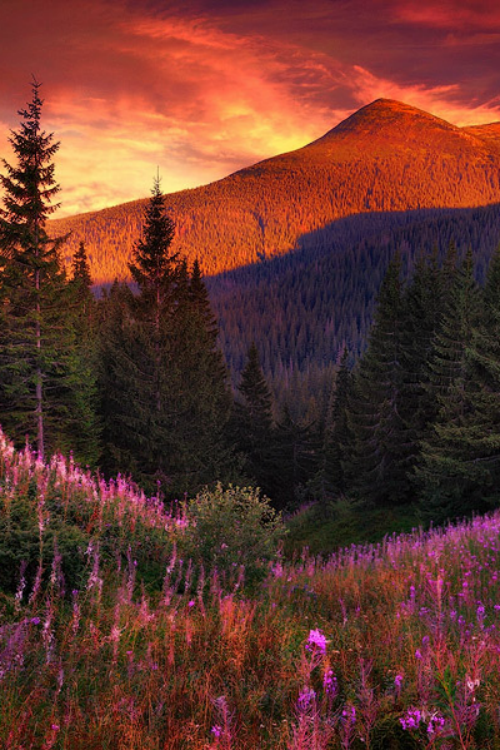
1 0 499 217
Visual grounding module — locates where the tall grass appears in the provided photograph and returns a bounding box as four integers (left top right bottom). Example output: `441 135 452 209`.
1 429 500 748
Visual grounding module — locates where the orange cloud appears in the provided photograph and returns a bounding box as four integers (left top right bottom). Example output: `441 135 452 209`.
0 0 499 218
348 66 500 126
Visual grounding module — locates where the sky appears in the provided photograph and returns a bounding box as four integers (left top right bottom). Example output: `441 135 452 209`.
0 0 499 218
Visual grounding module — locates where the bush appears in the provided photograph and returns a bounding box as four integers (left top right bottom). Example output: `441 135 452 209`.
183 484 285 586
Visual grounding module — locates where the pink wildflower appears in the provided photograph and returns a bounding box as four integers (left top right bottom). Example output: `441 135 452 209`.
400 708 422 731
306 628 328 654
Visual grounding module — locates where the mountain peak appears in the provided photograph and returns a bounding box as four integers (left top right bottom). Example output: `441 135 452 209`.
314 98 457 146
51 99 500 284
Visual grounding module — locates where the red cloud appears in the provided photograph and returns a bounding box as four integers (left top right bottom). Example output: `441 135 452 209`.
0 0 498 217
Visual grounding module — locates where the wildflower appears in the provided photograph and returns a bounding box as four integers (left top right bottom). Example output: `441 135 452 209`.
394 673 403 691
297 686 316 710
415 649 422 660
427 713 445 735
306 628 328 654
211 725 222 738
323 668 338 697
341 704 356 725
400 708 422 731
51 724 60 731
30 617 41 625
188 600 195 608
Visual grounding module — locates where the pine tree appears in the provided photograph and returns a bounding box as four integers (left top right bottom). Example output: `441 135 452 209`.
64 240 101 465
398 251 443 473
101 181 232 494
415 249 482 519
100 176 181 486
446 245 500 508
234 342 276 495
99 280 145 477
70 241 93 315
0 80 93 461
348 255 408 504
166 259 233 491
273 404 317 508
322 347 352 497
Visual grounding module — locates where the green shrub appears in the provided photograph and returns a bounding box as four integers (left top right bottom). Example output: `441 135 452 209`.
182 484 285 586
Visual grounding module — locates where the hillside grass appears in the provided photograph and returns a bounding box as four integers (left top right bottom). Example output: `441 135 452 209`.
284 499 423 558
1 432 500 749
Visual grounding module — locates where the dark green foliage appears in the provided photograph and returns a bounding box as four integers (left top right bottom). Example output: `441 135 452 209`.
348 255 409 504
182 484 285 587
322 347 352 497
415 250 483 519
272 404 318 508
71 240 93 296
234 343 276 496
370 716 423 749
0 81 98 464
65 241 101 466
98 281 141 476
128 178 177 298
398 251 444 473
100 181 233 496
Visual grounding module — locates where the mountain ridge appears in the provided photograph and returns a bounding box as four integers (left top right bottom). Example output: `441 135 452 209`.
49 98 500 283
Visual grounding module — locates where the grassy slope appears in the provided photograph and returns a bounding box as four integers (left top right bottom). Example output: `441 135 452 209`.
2 433 500 748
284 499 423 558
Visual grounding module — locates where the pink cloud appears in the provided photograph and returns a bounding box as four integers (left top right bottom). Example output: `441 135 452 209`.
396 0 500 30
348 66 500 126
0 0 498 217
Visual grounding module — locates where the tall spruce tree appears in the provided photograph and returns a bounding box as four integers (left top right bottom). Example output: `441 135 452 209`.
347 255 409 504
234 342 276 496
100 180 232 494
273 404 317 508
322 347 352 497
167 259 233 490
415 249 482 519
460 245 500 507
65 241 101 465
0 80 94 461
398 251 444 474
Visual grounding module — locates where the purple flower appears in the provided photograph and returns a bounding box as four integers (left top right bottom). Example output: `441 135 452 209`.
400 708 422 731
30 617 41 625
394 673 403 690
341 704 356 725
427 714 446 735
297 686 316 710
323 669 338 697
211 725 222 738
306 628 328 654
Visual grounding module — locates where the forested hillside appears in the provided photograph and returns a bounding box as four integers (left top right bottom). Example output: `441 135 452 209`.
208 204 500 406
50 99 500 283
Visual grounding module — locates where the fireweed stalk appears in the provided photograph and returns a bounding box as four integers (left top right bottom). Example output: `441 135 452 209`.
1 430 500 747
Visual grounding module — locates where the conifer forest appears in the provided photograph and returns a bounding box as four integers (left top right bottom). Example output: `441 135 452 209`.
3 80 500 749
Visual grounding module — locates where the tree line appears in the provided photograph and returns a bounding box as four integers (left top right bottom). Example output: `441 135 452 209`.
0 82 318 503
2 82 500 523
323 244 500 522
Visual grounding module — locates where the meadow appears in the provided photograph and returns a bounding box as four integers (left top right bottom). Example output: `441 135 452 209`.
1 429 500 749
